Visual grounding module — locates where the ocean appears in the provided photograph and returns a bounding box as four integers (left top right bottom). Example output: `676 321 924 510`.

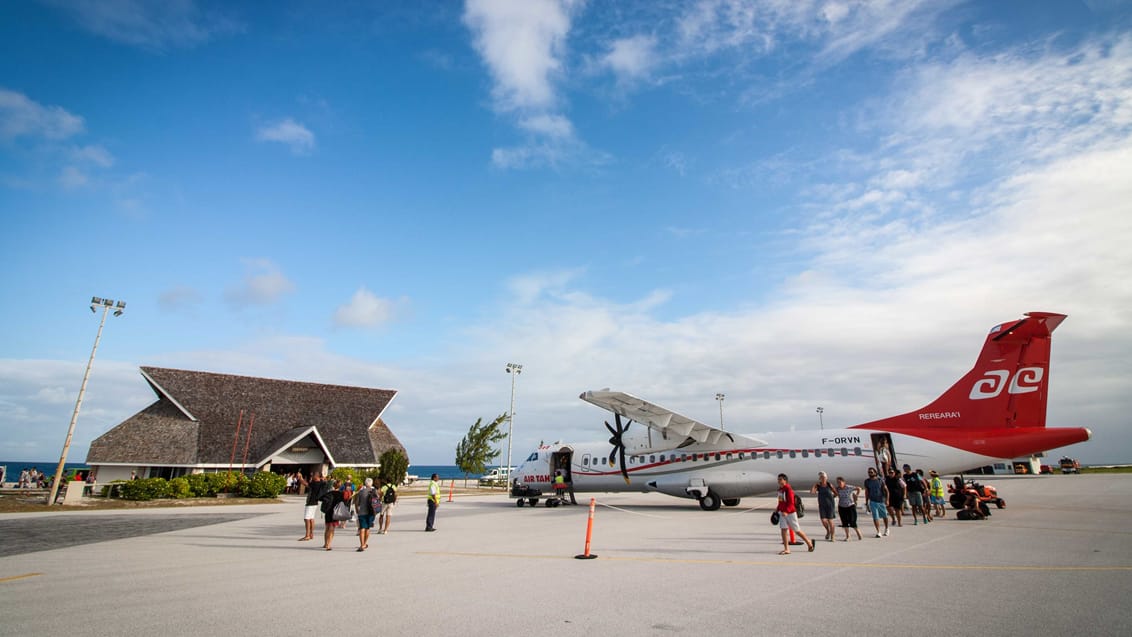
0 461 89 482
0 462 488 482
410 465 497 481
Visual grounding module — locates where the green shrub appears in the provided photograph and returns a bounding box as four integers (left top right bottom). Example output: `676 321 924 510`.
119 477 171 501
208 471 248 495
328 467 357 485
379 449 409 486
185 473 214 497
168 477 192 499
242 471 286 498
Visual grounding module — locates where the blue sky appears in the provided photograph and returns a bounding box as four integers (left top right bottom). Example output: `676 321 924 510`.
2 0 1130 467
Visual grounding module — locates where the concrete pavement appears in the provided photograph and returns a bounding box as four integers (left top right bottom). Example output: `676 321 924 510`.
1 475 1130 636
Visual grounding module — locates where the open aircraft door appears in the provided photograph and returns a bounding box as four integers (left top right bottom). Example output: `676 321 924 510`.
871 433 896 474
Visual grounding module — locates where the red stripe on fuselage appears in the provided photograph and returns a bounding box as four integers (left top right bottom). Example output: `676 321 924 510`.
854 426 1090 458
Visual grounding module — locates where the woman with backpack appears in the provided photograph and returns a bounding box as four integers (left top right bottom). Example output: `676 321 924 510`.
352 477 377 551
378 478 398 535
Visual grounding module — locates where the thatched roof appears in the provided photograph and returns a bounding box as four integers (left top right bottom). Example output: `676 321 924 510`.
87 367 405 467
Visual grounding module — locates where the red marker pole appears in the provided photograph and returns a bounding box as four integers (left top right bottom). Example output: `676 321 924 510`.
574 498 598 560
447 479 455 502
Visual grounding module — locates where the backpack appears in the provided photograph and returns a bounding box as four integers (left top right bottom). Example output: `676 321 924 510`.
794 493 805 518
383 485 398 504
365 487 381 513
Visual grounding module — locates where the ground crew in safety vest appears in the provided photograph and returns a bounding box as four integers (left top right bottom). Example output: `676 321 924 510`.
425 473 440 532
553 469 576 505
929 470 946 518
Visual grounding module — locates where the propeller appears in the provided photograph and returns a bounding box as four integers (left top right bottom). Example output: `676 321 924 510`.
605 413 633 483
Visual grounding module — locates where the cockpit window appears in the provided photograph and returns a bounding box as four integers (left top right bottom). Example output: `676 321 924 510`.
526 452 538 462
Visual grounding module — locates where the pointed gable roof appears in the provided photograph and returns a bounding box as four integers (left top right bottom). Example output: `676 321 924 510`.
88 367 404 467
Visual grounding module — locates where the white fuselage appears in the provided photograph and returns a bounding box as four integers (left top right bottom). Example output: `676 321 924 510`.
515 428 999 501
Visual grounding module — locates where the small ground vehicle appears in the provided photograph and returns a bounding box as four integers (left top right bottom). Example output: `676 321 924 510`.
1040 464 1053 474
1059 457 1080 474
478 467 514 487
948 477 1004 514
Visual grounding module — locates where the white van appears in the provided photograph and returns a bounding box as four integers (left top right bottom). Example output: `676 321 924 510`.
477 467 514 486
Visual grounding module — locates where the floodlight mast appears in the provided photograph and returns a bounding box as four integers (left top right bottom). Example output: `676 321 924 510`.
47 297 125 505
505 362 522 488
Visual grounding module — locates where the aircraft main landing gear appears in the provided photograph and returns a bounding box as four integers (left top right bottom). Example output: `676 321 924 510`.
698 490 722 511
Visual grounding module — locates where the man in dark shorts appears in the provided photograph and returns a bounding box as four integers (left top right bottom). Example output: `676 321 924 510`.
352 477 377 551
884 468 906 527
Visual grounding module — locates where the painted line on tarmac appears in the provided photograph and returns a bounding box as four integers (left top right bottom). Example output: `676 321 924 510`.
416 551 1132 571
0 572 44 583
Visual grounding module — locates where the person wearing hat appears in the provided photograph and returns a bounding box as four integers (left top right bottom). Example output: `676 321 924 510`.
928 470 946 517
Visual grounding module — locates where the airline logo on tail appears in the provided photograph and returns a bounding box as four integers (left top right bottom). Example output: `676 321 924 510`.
969 367 1044 400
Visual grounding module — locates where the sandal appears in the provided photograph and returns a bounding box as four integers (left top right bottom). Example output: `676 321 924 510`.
778 550 790 555
808 542 816 552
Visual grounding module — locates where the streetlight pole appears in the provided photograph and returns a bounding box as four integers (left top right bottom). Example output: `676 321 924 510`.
505 362 522 487
715 393 725 429
48 297 125 505
816 406 824 431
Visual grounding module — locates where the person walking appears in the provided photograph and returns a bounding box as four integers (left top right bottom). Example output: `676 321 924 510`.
352 478 377 551
810 471 838 542
425 473 440 532
378 478 397 534
835 476 863 541
776 474 815 555
884 467 906 527
864 467 890 538
319 480 346 551
298 472 330 542
903 466 929 524
929 470 946 518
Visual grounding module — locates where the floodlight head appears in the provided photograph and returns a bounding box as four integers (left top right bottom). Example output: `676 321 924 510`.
90 305 96 313
116 300 126 309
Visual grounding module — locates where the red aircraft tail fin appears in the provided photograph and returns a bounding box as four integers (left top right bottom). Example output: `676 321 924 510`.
859 312 1066 432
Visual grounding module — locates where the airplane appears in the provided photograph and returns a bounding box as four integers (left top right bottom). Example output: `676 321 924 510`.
510 311 1092 510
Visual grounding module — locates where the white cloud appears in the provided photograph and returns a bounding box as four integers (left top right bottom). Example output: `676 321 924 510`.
224 258 296 308
255 118 316 155
43 0 240 50
333 288 399 329
0 88 85 140
464 0 594 170
463 0 579 113
601 34 659 84
518 113 574 140
70 144 115 168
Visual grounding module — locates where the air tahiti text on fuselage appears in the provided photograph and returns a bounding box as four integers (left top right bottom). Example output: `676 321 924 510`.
820 436 862 446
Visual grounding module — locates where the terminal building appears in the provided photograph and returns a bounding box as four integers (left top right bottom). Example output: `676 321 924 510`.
86 367 406 482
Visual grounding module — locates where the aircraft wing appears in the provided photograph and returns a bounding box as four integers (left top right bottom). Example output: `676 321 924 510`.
579 390 767 447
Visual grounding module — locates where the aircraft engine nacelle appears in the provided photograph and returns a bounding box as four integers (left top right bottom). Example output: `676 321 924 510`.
620 427 682 455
